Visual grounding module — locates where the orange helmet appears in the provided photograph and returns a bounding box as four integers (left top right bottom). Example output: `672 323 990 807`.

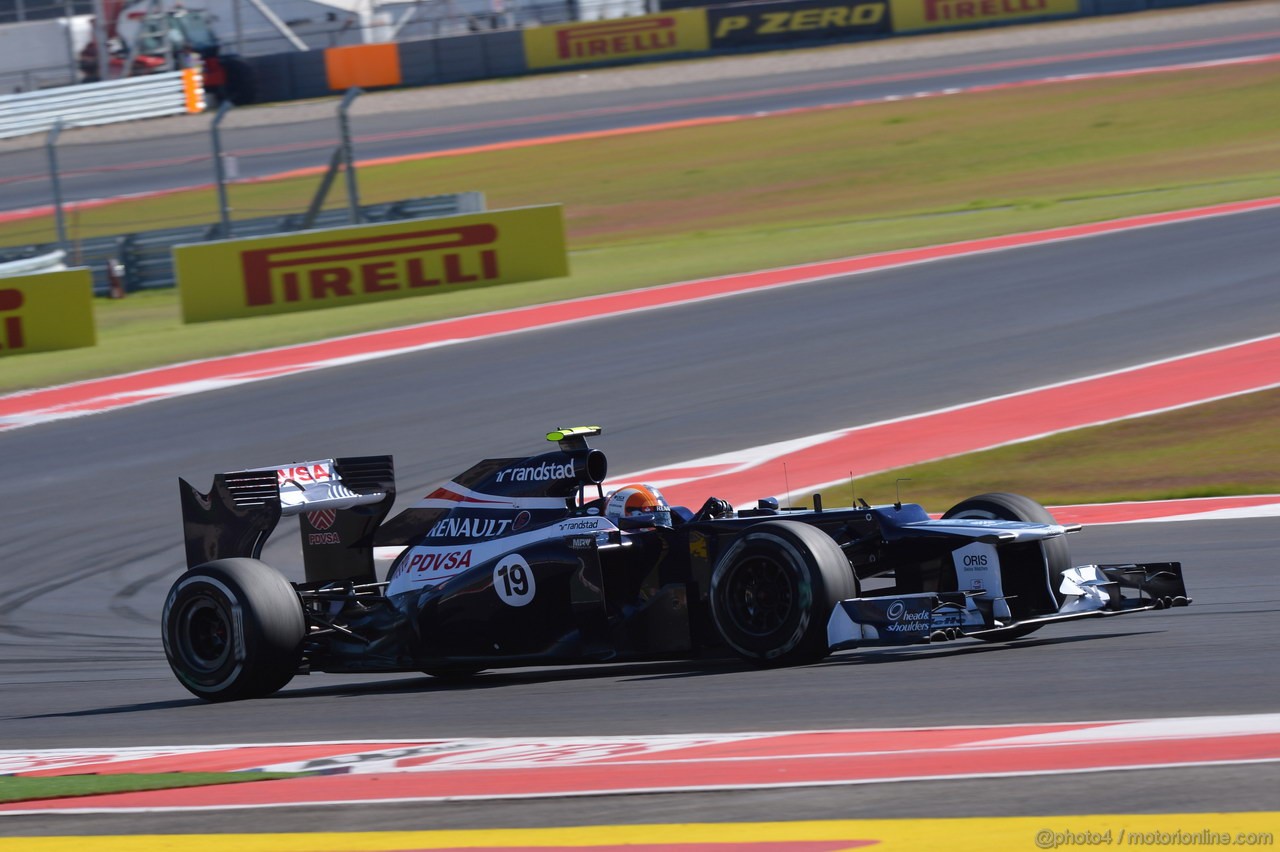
604 484 672 528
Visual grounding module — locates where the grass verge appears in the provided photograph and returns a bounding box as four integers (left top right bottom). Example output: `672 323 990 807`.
0 772 305 804
806 387 1280 512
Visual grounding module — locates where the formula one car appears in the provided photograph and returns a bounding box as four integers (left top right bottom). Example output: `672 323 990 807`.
163 427 1190 701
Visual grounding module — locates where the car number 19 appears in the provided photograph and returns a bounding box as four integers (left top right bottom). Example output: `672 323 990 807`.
494 554 536 606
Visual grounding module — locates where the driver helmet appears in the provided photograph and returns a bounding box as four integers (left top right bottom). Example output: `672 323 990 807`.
604 483 672 528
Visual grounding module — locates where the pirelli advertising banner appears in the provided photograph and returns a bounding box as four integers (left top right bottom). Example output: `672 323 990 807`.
523 11 710 70
0 269 96 357
175 206 569 324
891 0 1078 32
709 0 889 47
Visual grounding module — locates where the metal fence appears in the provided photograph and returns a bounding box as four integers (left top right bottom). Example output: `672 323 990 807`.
0 92 486 295
0 0 94 24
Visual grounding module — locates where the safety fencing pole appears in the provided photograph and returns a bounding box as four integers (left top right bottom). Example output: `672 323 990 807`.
302 147 346 231
45 119 67 250
211 100 234 238
338 87 364 224
90 0 109 86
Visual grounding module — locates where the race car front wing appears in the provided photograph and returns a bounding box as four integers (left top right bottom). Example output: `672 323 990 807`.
827 561 1190 650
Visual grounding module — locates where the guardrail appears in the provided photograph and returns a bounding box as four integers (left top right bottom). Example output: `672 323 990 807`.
0 68 205 141
0 249 65 277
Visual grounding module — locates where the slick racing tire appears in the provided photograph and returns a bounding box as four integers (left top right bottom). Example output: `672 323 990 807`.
942 492 1071 642
162 558 306 702
710 520 856 667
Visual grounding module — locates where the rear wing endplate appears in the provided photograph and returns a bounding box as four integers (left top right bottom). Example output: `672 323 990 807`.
179 455 396 584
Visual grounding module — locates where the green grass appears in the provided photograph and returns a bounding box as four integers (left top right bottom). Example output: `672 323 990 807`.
806 387 1280 512
2 61 1278 393
0 772 304 804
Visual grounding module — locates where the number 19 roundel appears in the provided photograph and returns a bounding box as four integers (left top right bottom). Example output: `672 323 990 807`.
494 554 536 606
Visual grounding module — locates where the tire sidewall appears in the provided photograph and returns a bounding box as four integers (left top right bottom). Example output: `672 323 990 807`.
710 530 816 663
162 573 248 695
161 559 304 701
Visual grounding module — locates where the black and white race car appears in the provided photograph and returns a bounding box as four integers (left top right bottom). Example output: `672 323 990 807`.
164 427 1190 701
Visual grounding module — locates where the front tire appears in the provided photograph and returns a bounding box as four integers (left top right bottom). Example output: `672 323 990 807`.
942 492 1070 641
162 558 305 701
709 521 856 666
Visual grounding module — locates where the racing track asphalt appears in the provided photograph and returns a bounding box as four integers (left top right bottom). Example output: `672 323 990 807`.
1 200 1278 834
2 5 1279 213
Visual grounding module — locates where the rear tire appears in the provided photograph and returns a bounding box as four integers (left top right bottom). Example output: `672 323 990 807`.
710 521 856 666
942 492 1070 641
162 558 305 701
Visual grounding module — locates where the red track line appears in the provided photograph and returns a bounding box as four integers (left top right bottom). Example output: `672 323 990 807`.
1046 495 1280 525
15 744 425 778
35 25 1280 178
144 28 1274 162
3 195 1279 429
4 731 1275 811
646 332 1280 508
4 28 1277 193
215 52 1280 173
6 717 1276 811
2 49 1276 225
341 51 1280 173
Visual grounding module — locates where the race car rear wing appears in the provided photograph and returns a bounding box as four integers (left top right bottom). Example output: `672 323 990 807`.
179 455 396 585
